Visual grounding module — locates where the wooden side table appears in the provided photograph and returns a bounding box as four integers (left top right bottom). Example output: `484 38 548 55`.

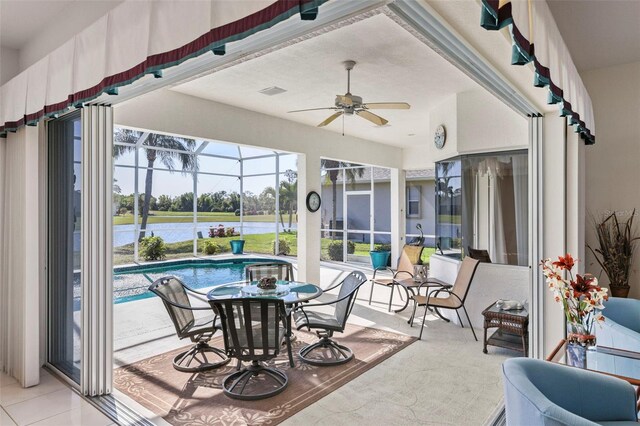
482 302 529 355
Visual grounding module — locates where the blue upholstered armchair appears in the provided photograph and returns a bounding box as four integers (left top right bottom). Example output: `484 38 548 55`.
502 358 638 425
597 297 640 352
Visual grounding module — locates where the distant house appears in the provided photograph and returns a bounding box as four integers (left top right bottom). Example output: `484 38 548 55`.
320 168 435 245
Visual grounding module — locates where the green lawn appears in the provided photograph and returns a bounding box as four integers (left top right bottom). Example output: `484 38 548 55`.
437 214 462 224
114 231 435 266
113 211 297 226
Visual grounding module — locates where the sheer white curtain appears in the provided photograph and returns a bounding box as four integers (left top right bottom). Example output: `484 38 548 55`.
489 169 507 264
0 127 41 387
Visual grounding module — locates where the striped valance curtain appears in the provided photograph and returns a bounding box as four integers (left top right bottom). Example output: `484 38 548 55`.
481 0 595 144
0 0 325 138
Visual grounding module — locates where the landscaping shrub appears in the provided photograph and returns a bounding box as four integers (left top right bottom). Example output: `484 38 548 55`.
139 236 166 261
374 243 392 252
272 239 291 255
209 225 226 238
203 240 223 255
225 227 236 237
327 240 355 261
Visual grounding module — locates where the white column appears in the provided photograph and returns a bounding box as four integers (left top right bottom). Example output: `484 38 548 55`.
565 130 586 274
296 153 321 284
81 106 113 396
390 168 406 268
540 113 567 357
0 125 41 387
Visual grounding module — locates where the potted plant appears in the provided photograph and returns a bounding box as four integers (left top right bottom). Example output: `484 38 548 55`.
230 239 245 255
587 210 639 298
370 243 391 270
541 254 608 366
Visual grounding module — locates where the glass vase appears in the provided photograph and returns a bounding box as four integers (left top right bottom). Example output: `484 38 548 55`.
566 322 595 369
566 322 596 347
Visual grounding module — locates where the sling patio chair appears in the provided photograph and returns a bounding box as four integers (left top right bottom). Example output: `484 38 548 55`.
210 297 290 400
414 257 480 340
245 262 295 282
148 276 230 372
368 244 424 312
293 271 367 366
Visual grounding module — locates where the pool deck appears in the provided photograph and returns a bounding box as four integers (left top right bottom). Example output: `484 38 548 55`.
113 255 513 425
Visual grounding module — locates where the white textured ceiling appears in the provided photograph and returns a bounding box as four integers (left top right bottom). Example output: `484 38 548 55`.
171 13 478 148
547 0 640 72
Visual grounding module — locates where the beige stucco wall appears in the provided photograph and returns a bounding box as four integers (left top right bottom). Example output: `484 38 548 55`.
582 61 640 299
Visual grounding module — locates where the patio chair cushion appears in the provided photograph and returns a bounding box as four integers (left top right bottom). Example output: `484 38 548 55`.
293 310 342 332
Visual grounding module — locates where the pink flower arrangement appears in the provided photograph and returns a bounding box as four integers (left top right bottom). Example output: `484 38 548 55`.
541 254 609 340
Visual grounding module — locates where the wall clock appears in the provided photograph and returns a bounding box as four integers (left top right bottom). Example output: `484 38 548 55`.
306 191 321 212
434 124 446 149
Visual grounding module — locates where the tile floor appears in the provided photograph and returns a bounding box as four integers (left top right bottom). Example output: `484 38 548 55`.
0 369 114 426
1 260 514 425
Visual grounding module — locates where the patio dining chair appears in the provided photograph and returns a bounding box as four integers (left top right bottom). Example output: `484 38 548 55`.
368 245 423 311
210 297 290 400
148 276 230 372
245 262 294 282
414 257 480 340
293 270 367 366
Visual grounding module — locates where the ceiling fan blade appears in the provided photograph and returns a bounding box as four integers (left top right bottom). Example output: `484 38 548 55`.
356 110 388 126
288 107 337 113
318 111 343 127
362 102 411 110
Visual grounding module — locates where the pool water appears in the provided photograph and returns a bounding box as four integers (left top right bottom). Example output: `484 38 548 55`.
113 259 280 304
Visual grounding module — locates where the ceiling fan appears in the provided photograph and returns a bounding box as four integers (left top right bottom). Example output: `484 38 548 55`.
287 60 410 129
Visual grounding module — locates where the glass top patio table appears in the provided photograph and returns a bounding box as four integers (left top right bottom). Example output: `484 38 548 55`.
207 280 323 305
547 340 640 386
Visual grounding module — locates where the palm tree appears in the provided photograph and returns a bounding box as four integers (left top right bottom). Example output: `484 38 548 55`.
113 129 198 239
279 179 297 232
320 160 364 239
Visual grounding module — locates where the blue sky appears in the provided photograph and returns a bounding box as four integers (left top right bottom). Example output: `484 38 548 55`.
113 144 297 197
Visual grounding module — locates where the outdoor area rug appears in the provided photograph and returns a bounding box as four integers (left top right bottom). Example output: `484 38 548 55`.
114 324 416 425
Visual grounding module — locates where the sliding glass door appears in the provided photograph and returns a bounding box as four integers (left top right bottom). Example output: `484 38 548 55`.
47 112 82 383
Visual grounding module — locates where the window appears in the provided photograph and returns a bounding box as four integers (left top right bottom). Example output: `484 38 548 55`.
435 150 528 266
406 185 421 218
48 111 82 383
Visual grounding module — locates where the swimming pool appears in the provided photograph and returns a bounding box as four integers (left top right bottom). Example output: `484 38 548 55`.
113 258 285 304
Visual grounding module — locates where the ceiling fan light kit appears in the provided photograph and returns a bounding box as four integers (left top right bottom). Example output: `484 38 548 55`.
287 60 410 130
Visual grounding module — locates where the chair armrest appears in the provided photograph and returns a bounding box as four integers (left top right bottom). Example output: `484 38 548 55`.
372 267 394 280
293 292 352 309
323 281 343 292
416 280 450 293
503 370 601 426
393 270 413 279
